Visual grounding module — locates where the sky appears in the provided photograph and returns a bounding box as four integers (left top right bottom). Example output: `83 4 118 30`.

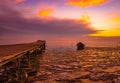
0 0 120 47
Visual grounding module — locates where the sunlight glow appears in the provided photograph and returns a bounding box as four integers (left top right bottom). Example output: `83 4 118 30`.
90 28 120 36
110 17 120 22
81 15 90 22
67 0 108 8
38 9 54 17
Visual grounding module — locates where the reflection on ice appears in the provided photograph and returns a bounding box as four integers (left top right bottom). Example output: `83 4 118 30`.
33 47 120 83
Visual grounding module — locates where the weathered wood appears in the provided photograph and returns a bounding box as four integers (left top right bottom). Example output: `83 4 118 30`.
0 40 45 66
0 40 46 82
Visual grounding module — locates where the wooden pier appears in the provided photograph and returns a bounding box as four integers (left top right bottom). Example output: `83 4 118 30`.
0 40 46 83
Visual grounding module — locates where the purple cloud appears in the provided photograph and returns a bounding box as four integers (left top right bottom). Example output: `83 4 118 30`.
0 7 96 36
0 0 97 45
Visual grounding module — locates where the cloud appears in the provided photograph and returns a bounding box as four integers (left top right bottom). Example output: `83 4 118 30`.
38 8 54 17
0 0 97 37
0 0 99 45
67 0 108 8
90 28 120 37
0 12 96 36
15 0 25 3
81 14 90 22
36 4 56 17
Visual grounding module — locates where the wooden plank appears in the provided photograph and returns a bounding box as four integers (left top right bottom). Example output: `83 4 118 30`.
0 40 45 66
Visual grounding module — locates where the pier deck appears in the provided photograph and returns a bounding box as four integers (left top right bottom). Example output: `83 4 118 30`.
0 40 46 82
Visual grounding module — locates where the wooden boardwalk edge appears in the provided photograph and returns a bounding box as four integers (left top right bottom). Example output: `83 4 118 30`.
0 40 46 82
0 47 37 67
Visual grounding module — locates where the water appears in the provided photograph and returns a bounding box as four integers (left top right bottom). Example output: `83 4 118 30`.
32 47 120 83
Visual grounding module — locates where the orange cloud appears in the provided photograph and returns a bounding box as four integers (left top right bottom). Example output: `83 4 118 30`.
90 28 120 37
67 0 108 8
38 8 54 17
15 0 25 3
76 12 90 23
81 15 90 22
